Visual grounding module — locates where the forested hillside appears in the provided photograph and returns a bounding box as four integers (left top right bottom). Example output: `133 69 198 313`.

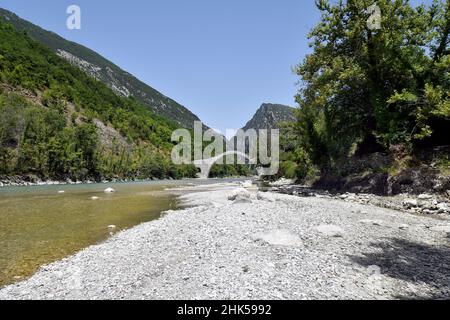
283 0 449 194
0 7 205 130
0 21 198 182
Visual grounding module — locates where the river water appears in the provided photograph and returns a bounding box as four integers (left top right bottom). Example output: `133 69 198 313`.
0 179 236 287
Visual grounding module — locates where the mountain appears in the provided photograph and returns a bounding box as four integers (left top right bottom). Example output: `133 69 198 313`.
0 7 203 130
0 18 199 182
242 103 295 131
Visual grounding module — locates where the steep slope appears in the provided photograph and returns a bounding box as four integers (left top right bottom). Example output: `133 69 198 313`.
0 20 198 182
242 103 295 131
0 7 203 129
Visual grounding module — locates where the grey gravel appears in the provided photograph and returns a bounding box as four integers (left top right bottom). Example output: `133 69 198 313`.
1 182 449 300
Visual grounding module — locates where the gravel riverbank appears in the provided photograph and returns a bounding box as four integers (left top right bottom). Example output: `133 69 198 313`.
1 182 449 300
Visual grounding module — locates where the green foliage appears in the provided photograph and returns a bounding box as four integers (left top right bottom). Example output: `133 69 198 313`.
291 0 450 177
0 21 199 181
0 7 202 130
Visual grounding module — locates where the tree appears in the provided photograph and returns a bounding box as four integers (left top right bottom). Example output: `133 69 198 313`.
294 0 450 172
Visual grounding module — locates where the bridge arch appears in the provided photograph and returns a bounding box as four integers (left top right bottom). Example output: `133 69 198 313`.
193 151 255 179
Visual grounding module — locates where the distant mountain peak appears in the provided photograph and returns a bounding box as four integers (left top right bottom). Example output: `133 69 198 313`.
242 103 295 131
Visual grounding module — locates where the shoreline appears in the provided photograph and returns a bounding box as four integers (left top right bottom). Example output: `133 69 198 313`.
0 177 176 188
271 184 450 217
0 176 252 188
1 182 449 300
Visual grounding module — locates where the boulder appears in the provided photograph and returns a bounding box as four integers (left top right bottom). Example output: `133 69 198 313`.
422 208 437 215
403 199 418 208
436 203 449 214
228 188 252 203
314 225 345 238
418 194 433 200
254 229 303 247
240 180 253 188
257 192 275 202
270 178 294 186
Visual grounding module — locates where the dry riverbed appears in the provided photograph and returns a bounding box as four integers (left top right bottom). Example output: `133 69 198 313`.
1 182 449 300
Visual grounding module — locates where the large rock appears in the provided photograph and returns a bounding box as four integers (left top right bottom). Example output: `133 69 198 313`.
270 178 295 187
104 187 116 193
257 192 275 202
254 229 302 247
314 225 345 238
240 180 253 188
418 194 433 200
403 199 418 209
228 188 252 203
437 203 449 214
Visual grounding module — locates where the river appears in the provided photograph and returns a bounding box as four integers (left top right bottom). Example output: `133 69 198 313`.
0 179 240 287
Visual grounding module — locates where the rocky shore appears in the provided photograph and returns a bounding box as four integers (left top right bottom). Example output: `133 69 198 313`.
0 175 172 188
0 181 449 300
273 184 450 217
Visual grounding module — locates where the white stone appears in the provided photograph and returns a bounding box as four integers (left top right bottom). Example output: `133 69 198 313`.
436 203 449 213
104 187 116 193
403 199 418 208
91 196 100 200
240 180 253 188
254 229 303 246
270 178 294 187
257 192 275 202
359 219 385 226
314 225 345 238
228 188 251 202
58 191 65 194
418 194 433 200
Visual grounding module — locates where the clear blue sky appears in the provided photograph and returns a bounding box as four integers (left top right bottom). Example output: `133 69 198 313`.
0 0 432 132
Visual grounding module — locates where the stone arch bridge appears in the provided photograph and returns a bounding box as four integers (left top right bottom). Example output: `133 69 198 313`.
193 151 255 179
